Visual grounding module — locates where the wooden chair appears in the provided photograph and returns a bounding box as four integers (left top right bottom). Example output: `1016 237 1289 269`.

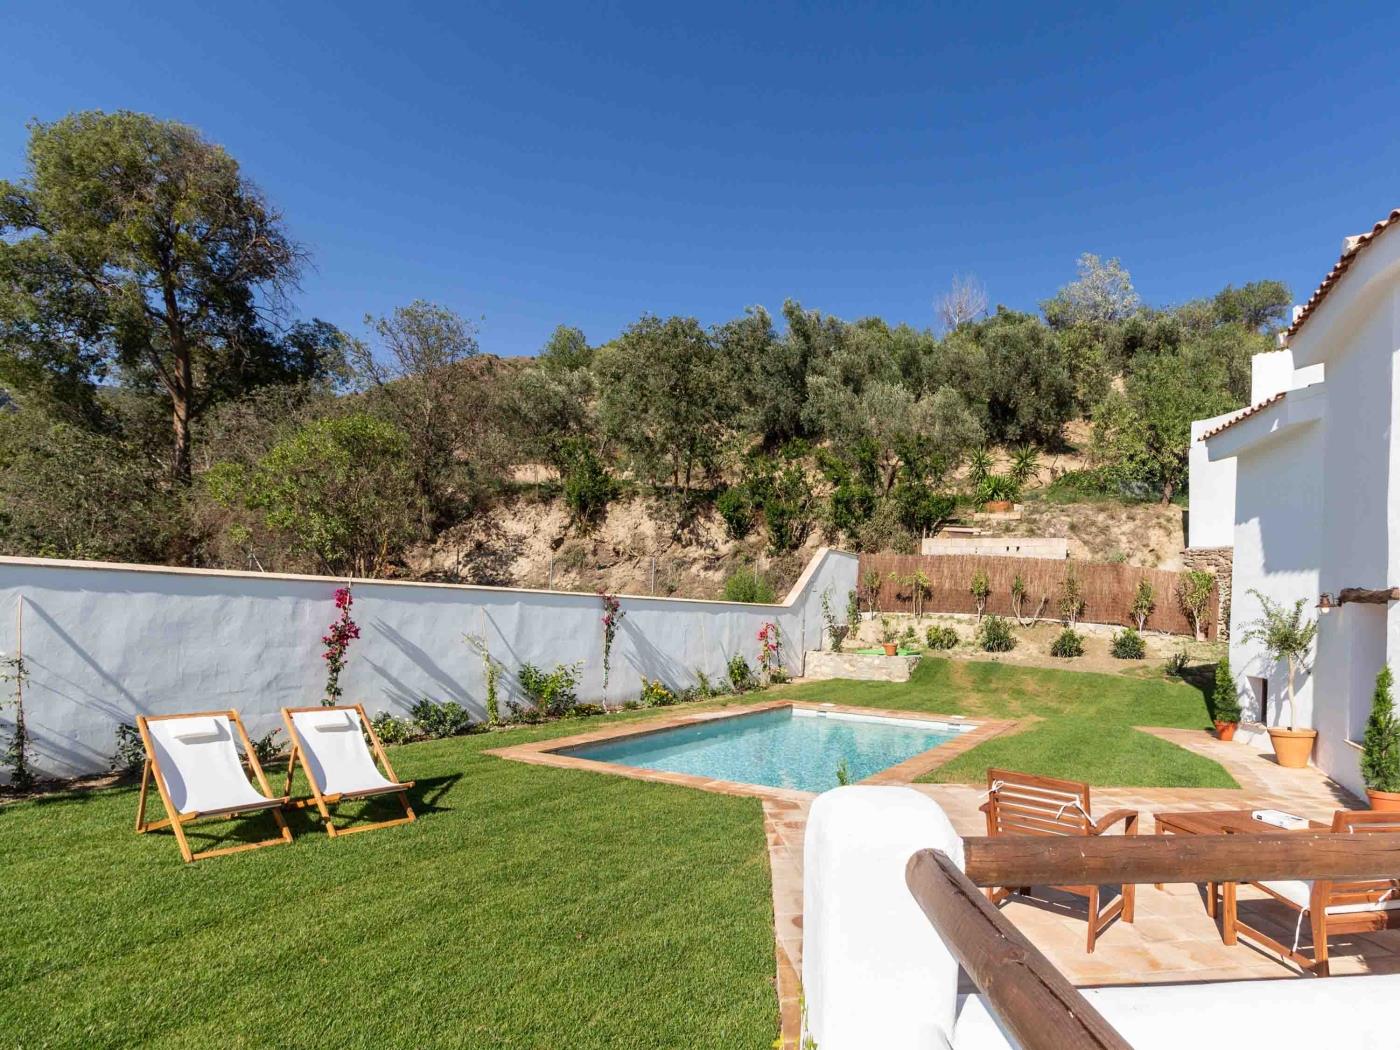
135 710 294 863
281 704 416 838
1222 809 1400 975
980 768 1139 952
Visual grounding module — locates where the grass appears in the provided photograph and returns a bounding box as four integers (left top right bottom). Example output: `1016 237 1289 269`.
0 708 777 1050
0 659 1235 1048
772 657 1238 789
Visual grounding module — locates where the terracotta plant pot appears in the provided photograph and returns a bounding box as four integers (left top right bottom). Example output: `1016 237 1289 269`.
1214 720 1238 742
882 643 898 656
1367 788 1400 812
1267 727 1317 768
984 500 1014 513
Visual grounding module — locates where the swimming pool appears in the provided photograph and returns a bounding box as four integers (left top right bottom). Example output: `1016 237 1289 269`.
557 706 971 793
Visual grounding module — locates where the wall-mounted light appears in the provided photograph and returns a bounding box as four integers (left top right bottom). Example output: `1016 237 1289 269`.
1317 593 1335 610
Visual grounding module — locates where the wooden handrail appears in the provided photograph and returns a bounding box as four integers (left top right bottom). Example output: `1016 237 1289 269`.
905 849 1132 1050
962 831 1400 888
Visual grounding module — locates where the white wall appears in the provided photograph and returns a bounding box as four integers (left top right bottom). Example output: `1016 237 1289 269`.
1228 422 1324 727
0 549 859 779
1188 414 1238 548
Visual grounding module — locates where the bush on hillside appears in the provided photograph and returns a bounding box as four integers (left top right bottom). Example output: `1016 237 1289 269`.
977 615 1016 653
1050 628 1085 658
723 566 776 604
1110 628 1147 660
926 625 960 650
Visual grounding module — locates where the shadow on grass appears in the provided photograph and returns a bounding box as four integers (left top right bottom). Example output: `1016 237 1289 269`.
122 773 463 852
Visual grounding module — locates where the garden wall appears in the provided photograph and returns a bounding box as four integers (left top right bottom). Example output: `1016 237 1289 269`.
859 553 1217 638
0 549 858 779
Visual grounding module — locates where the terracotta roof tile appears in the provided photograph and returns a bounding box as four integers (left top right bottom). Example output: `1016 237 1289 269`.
1200 392 1287 440
1286 208 1400 339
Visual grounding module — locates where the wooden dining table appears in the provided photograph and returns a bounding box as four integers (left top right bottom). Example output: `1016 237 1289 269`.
1152 808 1329 926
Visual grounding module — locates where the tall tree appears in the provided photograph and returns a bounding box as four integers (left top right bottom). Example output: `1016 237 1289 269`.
0 111 303 480
347 300 489 529
1042 252 1140 328
934 272 988 334
594 314 732 506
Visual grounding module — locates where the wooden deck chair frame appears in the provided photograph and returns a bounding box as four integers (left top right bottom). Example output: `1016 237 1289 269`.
980 767 1139 952
135 710 294 864
1222 809 1400 976
281 703 416 838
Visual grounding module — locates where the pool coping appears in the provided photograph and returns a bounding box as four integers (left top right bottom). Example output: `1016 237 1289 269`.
484 701 1017 802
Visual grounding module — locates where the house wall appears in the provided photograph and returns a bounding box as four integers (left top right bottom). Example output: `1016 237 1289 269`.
1228 424 1325 728
0 549 859 780
1189 414 1238 548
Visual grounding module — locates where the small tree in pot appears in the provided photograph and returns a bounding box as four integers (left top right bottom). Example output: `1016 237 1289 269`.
1361 665 1400 810
1211 655 1242 740
1239 590 1318 768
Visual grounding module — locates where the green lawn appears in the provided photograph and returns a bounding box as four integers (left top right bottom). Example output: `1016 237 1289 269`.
773 657 1237 789
0 659 1233 1049
0 709 777 1050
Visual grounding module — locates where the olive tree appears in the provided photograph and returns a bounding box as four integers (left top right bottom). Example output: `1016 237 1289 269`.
0 111 303 481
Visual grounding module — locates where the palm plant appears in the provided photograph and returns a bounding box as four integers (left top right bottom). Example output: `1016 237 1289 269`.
1239 590 1317 730
976 473 1021 507
1009 445 1040 486
966 447 993 487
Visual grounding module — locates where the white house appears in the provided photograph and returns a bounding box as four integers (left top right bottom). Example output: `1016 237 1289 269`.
1200 208 1400 796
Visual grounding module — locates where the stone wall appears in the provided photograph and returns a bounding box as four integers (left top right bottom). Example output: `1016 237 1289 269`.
804 651 920 682
1183 546 1234 639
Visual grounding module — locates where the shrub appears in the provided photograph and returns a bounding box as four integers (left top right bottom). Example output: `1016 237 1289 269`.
977 615 1016 653
845 588 861 634
926 625 960 650
517 662 581 718
723 566 776 604
1176 570 1215 641
639 678 677 707
570 703 607 718
1058 569 1085 627
970 569 991 620
1165 649 1189 677
1110 628 1147 660
691 669 728 698
371 711 414 744
1362 666 1400 793
1050 628 1085 658
111 723 145 775
621 699 642 711
727 653 758 693
248 729 285 766
410 698 474 739
561 441 616 525
1212 656 1242 724
715 484 754 539
1130 579 1155 631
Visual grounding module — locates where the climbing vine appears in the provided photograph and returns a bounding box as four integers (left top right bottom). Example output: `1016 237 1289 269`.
599 591 625 689
321 586 360 707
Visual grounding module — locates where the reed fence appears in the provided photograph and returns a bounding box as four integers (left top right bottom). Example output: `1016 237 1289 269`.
857 553 1217 639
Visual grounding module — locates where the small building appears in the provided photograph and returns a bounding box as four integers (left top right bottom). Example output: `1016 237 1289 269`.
1198 209 1400 796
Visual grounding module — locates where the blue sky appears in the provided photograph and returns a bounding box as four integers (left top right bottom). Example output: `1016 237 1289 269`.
5 2 1400 356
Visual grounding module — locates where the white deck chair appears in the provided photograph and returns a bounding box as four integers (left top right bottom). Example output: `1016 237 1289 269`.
135 711 293 863
281 704 416 838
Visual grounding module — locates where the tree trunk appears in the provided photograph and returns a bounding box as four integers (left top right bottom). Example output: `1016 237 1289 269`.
1160 478 1175 505
1285 655 1297 730
170 342 192 484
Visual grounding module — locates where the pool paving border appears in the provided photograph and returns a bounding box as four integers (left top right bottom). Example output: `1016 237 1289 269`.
484 700 1016 803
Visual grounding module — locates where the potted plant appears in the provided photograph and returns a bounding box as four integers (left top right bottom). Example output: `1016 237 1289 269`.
1240 590 1319 768
1211 654 1241 741
1361 666 1400 811
879 617 898 657
977 473 1020 513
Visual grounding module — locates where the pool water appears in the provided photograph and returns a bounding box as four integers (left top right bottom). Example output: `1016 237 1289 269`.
558 706 968 793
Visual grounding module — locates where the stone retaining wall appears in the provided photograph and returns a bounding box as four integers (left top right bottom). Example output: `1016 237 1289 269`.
1182 546 1234 639
804 650 920 682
